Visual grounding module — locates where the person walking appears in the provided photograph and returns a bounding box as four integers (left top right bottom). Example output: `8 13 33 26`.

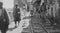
13 4 21 28
0 2 9 33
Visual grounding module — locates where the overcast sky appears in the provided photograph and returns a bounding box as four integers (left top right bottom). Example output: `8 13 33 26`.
0 0 14 8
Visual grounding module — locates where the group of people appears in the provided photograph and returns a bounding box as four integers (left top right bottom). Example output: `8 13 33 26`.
0 2 21 33
33 0 60 26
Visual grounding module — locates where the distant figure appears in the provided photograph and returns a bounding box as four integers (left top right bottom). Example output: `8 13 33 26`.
13 4 21 27
33 0 41 11
40 3 46 12
0 2 9 33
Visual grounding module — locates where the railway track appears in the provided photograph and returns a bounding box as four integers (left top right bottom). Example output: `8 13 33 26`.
21 15 60 33
43 17 60 33
30 19 48 33
21 16 48 33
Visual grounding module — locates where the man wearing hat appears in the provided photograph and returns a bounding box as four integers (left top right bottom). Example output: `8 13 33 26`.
13 4 21 27
0 2 9 33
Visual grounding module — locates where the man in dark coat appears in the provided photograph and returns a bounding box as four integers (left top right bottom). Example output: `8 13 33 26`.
13 4 21 27
0 2 9 33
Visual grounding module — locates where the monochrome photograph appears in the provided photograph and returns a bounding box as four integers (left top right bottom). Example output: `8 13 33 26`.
0 0 60 33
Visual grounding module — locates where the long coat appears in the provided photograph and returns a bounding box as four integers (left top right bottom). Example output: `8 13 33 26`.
13 8 20 21
0 9 9 31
